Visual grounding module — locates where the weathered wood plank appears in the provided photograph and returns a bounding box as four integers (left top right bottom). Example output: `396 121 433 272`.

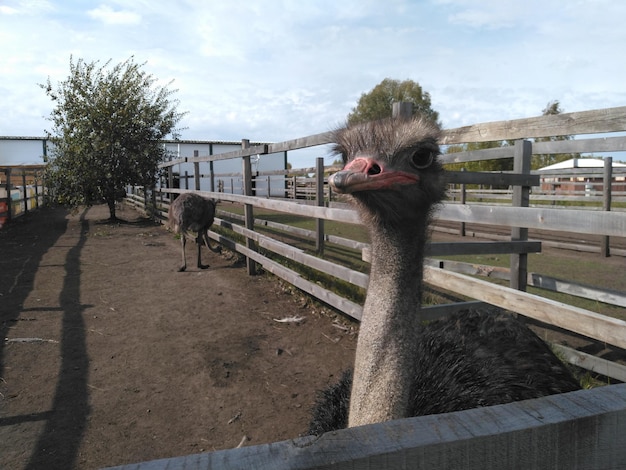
214 218 370 289
427 241 542 256
426 259 626 308
163 190 626 237
163 189 362 224
532 135 626 154
425 259 511 281
175 189 622 238
103 384 626 470
529 273 626 308
441 106 626 144
424 266 626 350
217 210 368 251
267 131 334 153
438 204 626 237
194 144 269 163
445 170 540 187
440 136 626 165
158 156 186 168
223 211 542 257
551 344 626 382
439 145 515 164
365 241 541 263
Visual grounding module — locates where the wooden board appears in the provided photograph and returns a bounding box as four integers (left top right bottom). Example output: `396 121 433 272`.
424 266 626 350
445 171 540 187
438 204 626 237
103 384 626 470
441 106 626 144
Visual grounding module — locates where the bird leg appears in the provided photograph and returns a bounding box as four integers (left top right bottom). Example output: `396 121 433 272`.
178 235 187 272
196 233 209 269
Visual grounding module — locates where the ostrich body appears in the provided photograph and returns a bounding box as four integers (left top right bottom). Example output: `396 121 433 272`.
168 193 220 272
309 117 580 433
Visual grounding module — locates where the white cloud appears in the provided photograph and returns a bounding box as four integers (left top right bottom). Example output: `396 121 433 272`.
87 4 141 25
1 0 626 167
0 5 19 14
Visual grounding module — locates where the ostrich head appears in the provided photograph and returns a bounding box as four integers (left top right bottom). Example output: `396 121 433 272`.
328 116 447 426
329 116 446 228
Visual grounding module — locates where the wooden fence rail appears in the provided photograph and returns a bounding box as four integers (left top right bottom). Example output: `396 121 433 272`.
105 383 626 470
0 165 46 227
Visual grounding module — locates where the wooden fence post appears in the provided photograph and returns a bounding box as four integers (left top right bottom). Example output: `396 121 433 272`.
209 143 215 192
34 169 40 210
143 184 149 210
510 139 532 291
150 186 157 221
193 151 201 191
167 166 174 200
601 157 613 257
316 157 325 255
6 168 12 222
460 168 466 237
21 171 27 214
392 101 413 120
242 139 258 275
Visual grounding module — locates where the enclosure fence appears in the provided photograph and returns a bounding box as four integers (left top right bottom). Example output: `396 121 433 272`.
122 104 626 470
0 165 46 228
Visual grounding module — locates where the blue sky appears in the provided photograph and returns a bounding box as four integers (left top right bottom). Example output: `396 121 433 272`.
1 0 626 166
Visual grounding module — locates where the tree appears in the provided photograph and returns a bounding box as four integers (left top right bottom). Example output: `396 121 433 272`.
532 100 579 170
347 78 439 125
41 56 186 220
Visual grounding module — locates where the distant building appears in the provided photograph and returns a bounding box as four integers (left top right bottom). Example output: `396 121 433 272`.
537 157 626 194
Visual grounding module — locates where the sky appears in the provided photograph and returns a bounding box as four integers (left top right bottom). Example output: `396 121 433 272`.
1 0 626 167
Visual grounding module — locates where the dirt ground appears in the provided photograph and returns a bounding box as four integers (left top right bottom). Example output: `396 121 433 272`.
0 204 357 470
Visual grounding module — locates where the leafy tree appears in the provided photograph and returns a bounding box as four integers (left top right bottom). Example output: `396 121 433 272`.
41 56 186 220
532 100 579 170
347 78 439 125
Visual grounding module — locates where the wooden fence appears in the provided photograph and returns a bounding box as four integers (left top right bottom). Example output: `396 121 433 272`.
121 105 626 469
0 165 46 228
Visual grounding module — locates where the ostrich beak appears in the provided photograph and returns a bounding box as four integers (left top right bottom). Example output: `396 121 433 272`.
329 157 419 194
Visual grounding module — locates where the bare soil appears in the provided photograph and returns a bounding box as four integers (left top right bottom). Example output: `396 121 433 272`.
0 204 357 470
1 203 624 470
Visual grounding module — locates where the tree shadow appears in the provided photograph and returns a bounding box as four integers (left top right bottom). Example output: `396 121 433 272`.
24 208 92 469
0 207 70 383
0 206 93 469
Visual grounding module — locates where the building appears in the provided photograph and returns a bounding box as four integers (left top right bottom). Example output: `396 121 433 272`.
537 157 626 194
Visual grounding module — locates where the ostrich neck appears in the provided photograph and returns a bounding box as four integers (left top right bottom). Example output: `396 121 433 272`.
348 219 428 427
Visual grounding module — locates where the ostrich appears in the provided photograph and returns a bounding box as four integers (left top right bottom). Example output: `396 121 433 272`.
308 116 580 434
168 192 221 272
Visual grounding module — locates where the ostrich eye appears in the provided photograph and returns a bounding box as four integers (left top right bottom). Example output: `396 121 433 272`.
409 148 434 169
